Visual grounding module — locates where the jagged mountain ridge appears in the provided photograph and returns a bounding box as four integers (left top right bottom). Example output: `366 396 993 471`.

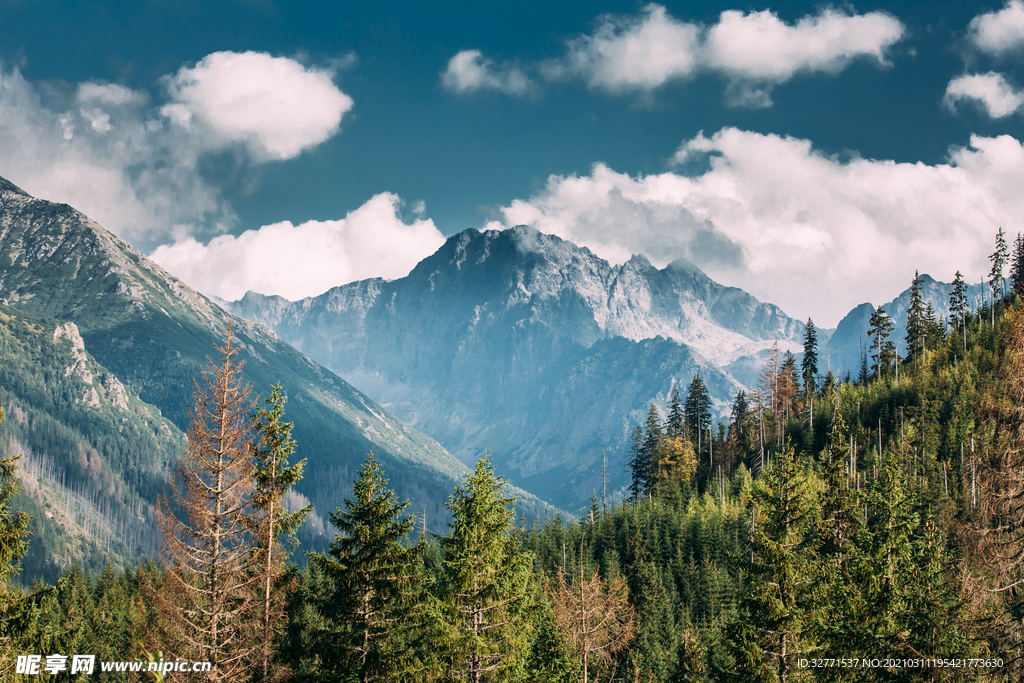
226 226 808 509
0 178 558 561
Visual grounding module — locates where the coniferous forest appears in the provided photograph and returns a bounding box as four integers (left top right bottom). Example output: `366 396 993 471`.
7 234 1024 681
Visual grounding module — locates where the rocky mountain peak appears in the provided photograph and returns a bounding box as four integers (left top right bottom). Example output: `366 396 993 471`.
0 175 29 197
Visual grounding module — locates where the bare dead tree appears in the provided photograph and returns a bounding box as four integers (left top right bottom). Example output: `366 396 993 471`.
549 556 635 683
155 324 262 681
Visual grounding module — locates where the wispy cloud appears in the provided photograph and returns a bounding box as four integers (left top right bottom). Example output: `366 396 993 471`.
0 51 354 249
150 192 446 301
945 72 1024 117
447 4 904 107
441 50 533 96
487 128 1024 326
969 0 1024 55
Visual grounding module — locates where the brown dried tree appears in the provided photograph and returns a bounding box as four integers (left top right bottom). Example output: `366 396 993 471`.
549 558 635 683
963 305 1024 676
155 324 262 681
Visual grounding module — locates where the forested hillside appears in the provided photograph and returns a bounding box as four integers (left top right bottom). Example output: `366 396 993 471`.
5 245 1024 681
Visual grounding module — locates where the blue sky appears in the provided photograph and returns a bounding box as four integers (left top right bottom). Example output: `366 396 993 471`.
2 0 1023 325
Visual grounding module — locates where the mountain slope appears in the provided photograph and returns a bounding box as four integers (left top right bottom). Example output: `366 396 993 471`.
0 303 182 583
226 226 807 509
0 178 556 556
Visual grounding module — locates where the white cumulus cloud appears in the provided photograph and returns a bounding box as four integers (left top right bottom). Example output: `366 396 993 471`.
945 72 1024 118
441 50 533 96
488 128 1024 326
0 52 353 248
544 4 701 91
704 8 904 106
150 192 446 301
458 5 903 106
161 51 354 161
969 0 1024 55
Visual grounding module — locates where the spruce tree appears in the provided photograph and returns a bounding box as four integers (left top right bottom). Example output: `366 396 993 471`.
905 271 927 364
867 307 896 378
1012 232 1024 296
667 386 684 439
949 271 968 329
800 319 818 396
0 403 32 677
991 227 1010 302
250 385 309 682
310 453 426 682
628 426 645 502
0 403 30 587
435 455 535 682
641 404 663 492
685 376 712 462
728 442 817 681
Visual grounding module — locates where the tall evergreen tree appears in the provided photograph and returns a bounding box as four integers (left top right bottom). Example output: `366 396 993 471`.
867 307 896 378
949 271 968 330
628 426 645 502
667 386 684 439
310 453 426 682
0 403 30 588
641 404 663 493
0 403 32 678
905 271 927 364
1012 232 1024 296
800 319 818 396
991 227 1010 302
728 442 817 681
685 376 712 462
250 385 309 683
435 456 535 682
731 392 749 441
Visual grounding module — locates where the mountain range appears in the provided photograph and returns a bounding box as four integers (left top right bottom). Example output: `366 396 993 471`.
224 226 809 509
0 176 555 581
0 167 988 573
224 227 983 510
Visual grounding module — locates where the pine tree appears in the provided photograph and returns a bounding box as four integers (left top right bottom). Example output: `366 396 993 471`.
867 307 896 378
949 271 968 329
0 403 32 676
800 320 818 397
1012 232 1024 296
905 271 927 365
641 404 663 493
154 325 261 681
628 426 645 502
0 403 30 587
991 227 1010 303
728 442 817 682
310 453 426 682
436 455 535 682
667 386 684 439
685 376 712 463
250 385 309 682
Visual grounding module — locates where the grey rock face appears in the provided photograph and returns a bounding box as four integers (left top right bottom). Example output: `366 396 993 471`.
229 226 807 509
